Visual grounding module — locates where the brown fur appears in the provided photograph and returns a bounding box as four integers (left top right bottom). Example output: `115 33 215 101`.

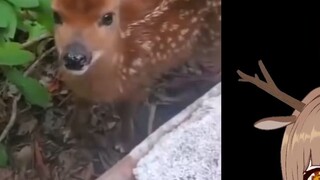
52 0 221 152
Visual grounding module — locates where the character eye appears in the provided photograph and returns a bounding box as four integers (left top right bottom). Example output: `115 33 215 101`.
53 11 62 24
100 12 113 26
304 167 320 180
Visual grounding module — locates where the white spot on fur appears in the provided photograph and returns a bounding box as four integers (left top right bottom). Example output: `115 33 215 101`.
213 1 219 7
112 53 119 64
141 41 153 51
129 68 137 75
197 8 205 15
120 32 126 39
191 17 197 23
170 24 179 31
163 54 167 60
118 83 124 93
161 22 168 32
119 54 124 64
133 58 143 67
156 52 161 59
126 0 174 35
125 29 131 36
178 36 184 41
192 30 200 36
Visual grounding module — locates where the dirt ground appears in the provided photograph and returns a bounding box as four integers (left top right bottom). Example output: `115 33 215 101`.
0 46 220 180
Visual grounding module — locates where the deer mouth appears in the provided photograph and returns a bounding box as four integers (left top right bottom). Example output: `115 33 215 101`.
62 50 103 75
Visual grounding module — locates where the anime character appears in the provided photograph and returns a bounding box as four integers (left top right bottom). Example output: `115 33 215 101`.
237 60 320 180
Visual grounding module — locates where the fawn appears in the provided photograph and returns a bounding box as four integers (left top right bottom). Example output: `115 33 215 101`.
52 0 221 152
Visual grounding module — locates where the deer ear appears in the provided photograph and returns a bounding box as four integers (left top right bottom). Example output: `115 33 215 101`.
254 115 297 130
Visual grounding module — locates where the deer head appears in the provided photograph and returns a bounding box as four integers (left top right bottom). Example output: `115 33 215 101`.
52 0 123 75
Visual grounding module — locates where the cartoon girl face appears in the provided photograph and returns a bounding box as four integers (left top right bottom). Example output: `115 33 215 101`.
278 93 320 180
237 61 320 180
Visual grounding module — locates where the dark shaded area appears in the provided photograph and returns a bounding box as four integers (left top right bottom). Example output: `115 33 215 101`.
134 73 220 145
0 48 220 179
224 1 320 179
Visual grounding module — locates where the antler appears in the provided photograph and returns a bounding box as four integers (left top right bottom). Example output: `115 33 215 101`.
237 60 305 112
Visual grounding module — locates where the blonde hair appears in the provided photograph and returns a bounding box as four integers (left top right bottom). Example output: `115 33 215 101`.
281 94 320 180
237 61 320 180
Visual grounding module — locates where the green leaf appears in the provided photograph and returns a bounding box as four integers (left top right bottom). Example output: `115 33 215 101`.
0 1 18 39
0 30 6 44
23 20 49 42
2 42 21 49
0 37 4 44
0 42 34 65
33 0 54 33
7 0 39 8
0 19 7 29
0 143 8 167
4 68 52 108
16 9 28 32
0 3 10 28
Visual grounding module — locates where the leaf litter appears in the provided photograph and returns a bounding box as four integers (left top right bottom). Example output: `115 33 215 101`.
0 43 220 180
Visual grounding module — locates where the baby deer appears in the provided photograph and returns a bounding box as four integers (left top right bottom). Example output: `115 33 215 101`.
52 0 221 152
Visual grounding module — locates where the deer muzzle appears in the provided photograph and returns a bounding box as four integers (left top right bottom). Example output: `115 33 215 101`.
61 42 92 71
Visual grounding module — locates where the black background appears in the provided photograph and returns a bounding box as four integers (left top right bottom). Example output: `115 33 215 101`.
223 1 320 179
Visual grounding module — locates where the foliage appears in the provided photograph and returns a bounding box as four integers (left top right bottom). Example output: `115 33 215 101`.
0 143 8 167
0 0 54 164
0 0 54 108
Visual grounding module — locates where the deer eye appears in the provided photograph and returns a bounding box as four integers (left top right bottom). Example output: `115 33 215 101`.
100 12 113 26
53 11 62 24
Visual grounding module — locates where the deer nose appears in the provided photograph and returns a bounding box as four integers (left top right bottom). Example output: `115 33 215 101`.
62 43 92 71
63 53 87 70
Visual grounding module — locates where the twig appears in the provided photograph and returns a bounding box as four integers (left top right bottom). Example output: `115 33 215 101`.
98 152 110 170
22 34 52 49
147 103 157 135
34 138 51 179
24 46 56 76
19 104 31 114
0 46 56 142
58 93 71 107
153 93 182 105
0 94 21 142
